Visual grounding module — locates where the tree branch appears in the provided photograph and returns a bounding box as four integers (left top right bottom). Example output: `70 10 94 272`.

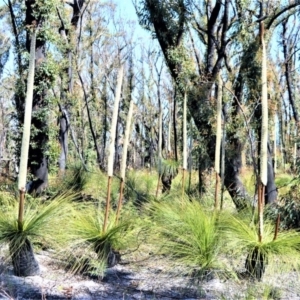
266 0 300 29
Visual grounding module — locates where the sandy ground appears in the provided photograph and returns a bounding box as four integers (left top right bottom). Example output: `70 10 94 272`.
0 249 300 300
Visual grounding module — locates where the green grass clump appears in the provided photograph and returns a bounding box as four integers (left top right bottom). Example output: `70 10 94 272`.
220 210 300 280
0 192 74 249
0 192 75 275
65 203 134 276
125 170 157 204
148 197 221 277
61 164 88 192
275 173 295 196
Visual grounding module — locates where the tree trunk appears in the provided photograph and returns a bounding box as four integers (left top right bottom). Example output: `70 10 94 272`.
214 74 222 208
282 19 299 123
18 27 36 192
182 90 187 195
173 87 178 161
254 23 277 205
57 0 85 172
116 58 134 222
25 0 48 193
103 65 123 232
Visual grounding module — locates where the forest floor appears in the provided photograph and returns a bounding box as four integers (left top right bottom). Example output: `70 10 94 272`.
0 245 300 300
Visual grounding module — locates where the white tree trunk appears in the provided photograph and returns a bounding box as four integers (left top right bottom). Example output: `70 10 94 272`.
18 29 36 191
107 65 124 177
120 99 134 180
274 113 277 174
158 103 162 161
214 74 222 175
182 90 187 170
167 102 172 155
260 31 268 186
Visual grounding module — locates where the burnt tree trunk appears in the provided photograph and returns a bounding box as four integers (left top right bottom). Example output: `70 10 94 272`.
58 0 85 172
137 0 253 209
25 0 48 193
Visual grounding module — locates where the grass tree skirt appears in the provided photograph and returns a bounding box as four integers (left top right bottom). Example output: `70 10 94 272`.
245 246 267 281
107 249 121 267
10 238 40 276
94 243 121 268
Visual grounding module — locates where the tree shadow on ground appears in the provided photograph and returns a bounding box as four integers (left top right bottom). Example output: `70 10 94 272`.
0 254 205 300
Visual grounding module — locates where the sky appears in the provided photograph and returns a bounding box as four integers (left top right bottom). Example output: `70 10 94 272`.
115 0 138 19
0 0 154 74
114 0 152 41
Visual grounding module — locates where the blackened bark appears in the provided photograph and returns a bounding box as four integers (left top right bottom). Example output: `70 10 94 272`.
78 71 102 168
255 4 277 205
136 0 250 209
266 142 277 204
101 80 108 170
10 238 40 276
224 139 248 209
173 87 178 161
88 13 103 170
222 42 257 209
206 0 221 74
7 0 22 76
265 6 300 171
245 246 267 281
140 0 185 80
255 108 277 204
57 11 71 172
57 0 85 172
58 105 69 171
71 0 85 27
162 173 174 193
282 19 299 123
25 0 48 193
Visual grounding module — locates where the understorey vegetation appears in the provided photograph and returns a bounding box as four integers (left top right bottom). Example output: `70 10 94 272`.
0 0 300 298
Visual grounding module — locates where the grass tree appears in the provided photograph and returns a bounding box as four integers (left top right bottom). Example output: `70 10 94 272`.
156 93 163 197
225 14 283 281
116 97 134 224
14 25 40 276
214 74 222 209
234 12 270 280
65 65 127 274
5 27 75 277
220 210 300 281
259 14 268 243
103 64 124 232
148 197 221 277
67 204 131 276
18 26 36 228
182 89 187 197
244 12 269 280
153 54 164 197
221 13 300 281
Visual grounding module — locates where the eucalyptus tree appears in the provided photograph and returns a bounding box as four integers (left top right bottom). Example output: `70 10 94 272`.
0 29 10 78
15 26 40 276
135 0 300 207
134 45 162 169
6 0 59 192
281 16 300 123
134 0 249 207
0 28 11 165
56 0 86 172
280 15 300 168
258 4 268 243
103 64 123 233
74 2 132 170
116 61 134 223
214 73 222 208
